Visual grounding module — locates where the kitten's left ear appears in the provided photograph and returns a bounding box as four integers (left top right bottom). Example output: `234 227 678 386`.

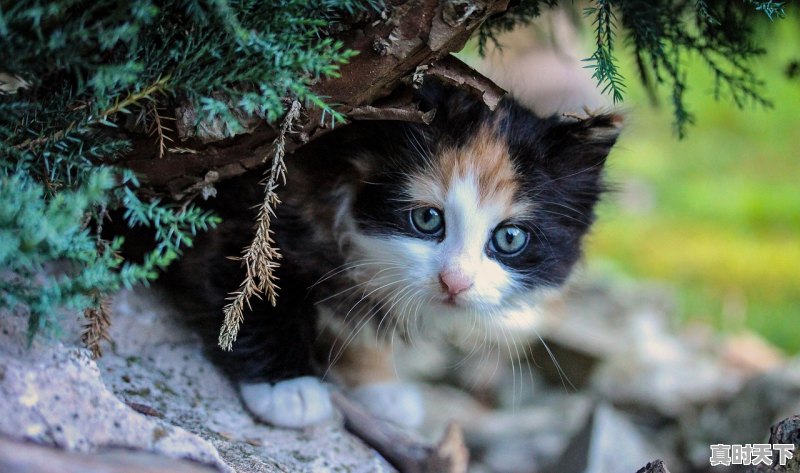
543 113 623 174
528 113 623 228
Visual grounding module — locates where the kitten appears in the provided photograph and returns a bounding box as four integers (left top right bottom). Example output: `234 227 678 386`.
166 82 621 429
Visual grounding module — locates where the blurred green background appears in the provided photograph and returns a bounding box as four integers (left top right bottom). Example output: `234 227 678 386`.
586 19 800 353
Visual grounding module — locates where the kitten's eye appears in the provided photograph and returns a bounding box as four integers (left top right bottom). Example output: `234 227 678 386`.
410 207 444 235
491 225 528 255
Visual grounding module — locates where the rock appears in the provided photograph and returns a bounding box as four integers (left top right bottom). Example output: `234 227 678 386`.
720 331 786 378
419 384 491 443
591 309 742 418
542 403 664 473
0 288 397 473
747 415 800 473
635 460 671 473
102 288 395 473
682 359 800 470
464 393 593 473
0 436 218 473
529 276 676 389
0 311 228 472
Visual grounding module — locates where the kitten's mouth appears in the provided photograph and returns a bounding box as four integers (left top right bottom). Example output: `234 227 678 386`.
440 294 462 307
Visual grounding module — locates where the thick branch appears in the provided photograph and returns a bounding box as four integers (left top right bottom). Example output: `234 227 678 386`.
120 0 510 198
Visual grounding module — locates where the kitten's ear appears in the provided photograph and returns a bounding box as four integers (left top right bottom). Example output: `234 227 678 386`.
541 113 623 175
529 113 623 225
416 79 489 134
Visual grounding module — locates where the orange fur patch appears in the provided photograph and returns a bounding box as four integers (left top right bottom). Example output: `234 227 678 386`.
406 125 527 217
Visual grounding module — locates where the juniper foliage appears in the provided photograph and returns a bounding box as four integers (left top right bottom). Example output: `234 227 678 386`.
0 0 375 342
481 0 790 136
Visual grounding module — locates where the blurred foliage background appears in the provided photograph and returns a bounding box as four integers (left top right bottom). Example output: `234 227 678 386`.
585 18 800 354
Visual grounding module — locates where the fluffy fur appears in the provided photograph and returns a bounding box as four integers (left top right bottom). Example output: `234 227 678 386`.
165 83 621 427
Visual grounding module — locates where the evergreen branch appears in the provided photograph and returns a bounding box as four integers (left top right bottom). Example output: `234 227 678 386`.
97 77 171 122
750 1 787 20
585 1 626 103
14 76 170 152
0 0 376 343
219 100 301 351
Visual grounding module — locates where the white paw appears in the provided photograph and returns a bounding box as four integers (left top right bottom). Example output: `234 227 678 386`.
349 382 425 429
240 376 334 428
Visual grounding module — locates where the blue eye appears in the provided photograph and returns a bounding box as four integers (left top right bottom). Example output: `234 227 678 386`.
410 207 444 235
492 225 528 255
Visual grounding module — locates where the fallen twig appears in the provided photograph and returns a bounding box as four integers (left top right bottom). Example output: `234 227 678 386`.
331 391 469 473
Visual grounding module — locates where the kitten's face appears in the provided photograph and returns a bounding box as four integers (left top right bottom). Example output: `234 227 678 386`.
343 89 620 324
350 126 531 315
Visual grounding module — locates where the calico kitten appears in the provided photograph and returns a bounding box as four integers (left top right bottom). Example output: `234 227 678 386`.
166 82 621 429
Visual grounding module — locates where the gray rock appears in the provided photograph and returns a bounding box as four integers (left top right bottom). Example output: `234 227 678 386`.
591 309 742 418
682 359 800 470
747 415 800 473
635 460 671 473
0 311 229 472
0 288 397 473
528 276 676 389
543 402 664 473
0 436 218 473
102 288 395 473
464 393 593 473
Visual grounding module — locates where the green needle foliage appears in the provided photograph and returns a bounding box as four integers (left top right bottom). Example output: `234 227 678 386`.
480 0 791 137
0 0 376 343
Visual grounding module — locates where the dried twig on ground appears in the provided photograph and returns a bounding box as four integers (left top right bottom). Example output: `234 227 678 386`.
331 391 469 473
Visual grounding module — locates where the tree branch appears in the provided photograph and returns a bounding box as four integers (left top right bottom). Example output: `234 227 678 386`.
119 0 510 199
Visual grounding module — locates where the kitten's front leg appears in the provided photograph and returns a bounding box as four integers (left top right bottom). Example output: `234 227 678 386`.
222 297 335 429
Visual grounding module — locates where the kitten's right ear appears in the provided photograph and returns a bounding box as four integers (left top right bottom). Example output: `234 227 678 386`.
416 79 489 132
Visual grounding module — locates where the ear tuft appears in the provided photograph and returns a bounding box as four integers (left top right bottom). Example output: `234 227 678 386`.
570 112 624 144
533 111 623 182
560 111 623 161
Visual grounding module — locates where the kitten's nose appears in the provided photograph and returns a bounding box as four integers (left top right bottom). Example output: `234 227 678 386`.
438 270 473 297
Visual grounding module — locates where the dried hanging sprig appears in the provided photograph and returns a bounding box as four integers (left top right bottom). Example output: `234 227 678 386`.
146 100 174 159
218 100 302 351
81 298 112 359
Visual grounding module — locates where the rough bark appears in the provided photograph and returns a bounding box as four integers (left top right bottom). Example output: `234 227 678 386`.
120 0 509 199
747 415 800 473
635 460 671 473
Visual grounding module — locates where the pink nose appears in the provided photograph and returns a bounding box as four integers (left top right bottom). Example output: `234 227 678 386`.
438 270 473 297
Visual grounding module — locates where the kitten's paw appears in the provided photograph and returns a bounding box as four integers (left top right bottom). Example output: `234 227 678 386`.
350 381 425 429
240 376 334 429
